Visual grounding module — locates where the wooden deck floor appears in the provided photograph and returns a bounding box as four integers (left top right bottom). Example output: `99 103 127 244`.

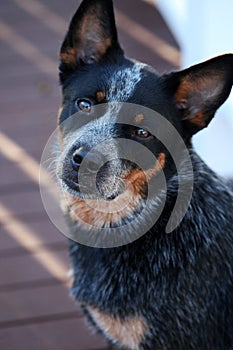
0 1 179 349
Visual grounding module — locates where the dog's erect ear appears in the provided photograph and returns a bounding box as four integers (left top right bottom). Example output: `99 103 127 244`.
164 54 233 136
60 0 121 75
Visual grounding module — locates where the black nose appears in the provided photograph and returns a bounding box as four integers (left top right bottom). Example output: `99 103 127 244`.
72 147 86 170
71 147 101 173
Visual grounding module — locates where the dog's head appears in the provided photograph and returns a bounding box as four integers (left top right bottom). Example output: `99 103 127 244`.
57 0 233 243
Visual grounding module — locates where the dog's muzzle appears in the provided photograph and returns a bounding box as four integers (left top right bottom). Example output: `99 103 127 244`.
62 143 128 201
72 146 102 174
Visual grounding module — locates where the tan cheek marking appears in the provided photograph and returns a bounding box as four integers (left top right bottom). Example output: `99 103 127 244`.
96 91 105 102
63 187 141 228
57 106 64 150
126 152 166 192
135 114 145 124
145 152 166 179
57 106 63 124
87 306 147 350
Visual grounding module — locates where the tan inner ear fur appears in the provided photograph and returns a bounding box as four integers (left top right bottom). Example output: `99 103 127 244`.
60 47 78 70
60 13 113 68
174 73 226 127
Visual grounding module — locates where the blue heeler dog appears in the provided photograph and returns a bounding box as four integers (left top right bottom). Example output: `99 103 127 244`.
57 0 233 348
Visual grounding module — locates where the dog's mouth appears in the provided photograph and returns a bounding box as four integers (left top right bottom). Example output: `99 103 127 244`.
60 154 166 229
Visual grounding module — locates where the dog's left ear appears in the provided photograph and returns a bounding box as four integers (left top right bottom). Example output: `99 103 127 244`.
164 54 233 136
60 0 121 76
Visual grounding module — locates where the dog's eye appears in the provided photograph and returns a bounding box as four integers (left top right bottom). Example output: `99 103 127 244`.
135 128 150 138
76 99 92 112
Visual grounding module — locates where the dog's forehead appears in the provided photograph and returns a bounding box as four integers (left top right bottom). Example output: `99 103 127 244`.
106 62 147 102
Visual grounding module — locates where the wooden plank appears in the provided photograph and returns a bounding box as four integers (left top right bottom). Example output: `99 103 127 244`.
0 284 81 323
0 220 66 252
0 277 64 293
0 241 67 259
0 181 38 195
0 250 69 286
0 48 58 137
0 125 56 161
1 190 48 217
0 317 107 350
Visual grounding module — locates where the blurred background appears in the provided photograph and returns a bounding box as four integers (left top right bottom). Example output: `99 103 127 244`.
156 0 233 177
0 0 232 349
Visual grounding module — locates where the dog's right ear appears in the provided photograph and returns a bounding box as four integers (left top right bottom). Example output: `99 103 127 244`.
163 54 233 137
60 0 121 77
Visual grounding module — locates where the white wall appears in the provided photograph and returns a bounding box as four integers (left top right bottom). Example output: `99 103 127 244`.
156 0 233 177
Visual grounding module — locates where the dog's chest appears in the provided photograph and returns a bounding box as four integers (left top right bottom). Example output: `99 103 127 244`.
86 306 148 350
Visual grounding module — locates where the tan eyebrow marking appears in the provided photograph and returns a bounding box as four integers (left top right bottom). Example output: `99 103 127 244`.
96 90 105 102
135 113 145 123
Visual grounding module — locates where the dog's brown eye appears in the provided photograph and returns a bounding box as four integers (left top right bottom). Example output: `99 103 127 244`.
76 99 92 112
135 128 150 138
